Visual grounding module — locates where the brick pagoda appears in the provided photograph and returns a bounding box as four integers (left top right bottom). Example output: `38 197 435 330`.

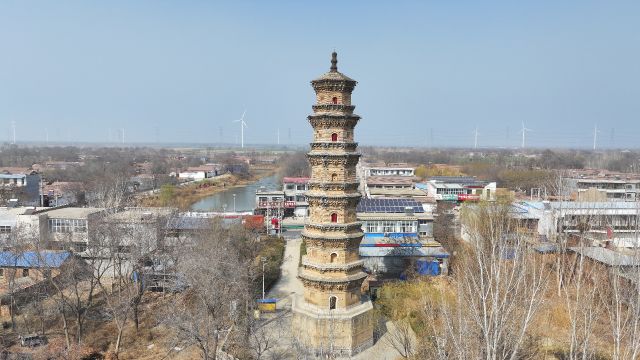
291 52 373 355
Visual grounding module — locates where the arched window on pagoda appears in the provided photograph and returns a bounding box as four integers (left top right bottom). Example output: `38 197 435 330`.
331 133 338 142
332 96 338 104
330 252 338 263
331 173 338 182
330 213 338 223
329 296 337 310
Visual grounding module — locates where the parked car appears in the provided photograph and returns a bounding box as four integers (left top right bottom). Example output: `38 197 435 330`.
19 334 47 347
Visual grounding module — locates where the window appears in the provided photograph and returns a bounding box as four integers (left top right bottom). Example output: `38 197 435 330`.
331 133 338 142
330 253 337 263
329 296 337 310
0 226 11 234
259 197 267 202
330 213 338 223
383 221 396 233
296 185 305 190
332 97 338 104
296 195 305 202
399 221 416 233
49 218 87 233
331 173 338 182
286 184 295 190
366 221 381 233
22 269 29 277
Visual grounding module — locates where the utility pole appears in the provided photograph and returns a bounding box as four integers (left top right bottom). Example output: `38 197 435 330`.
593 124 600 150
233 194 236 212
277 128 280 145
121 128 125 144
262 257 266 299
11 121 16 144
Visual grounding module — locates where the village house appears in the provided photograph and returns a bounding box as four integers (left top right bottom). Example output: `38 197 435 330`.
0 251 84 316
356 198 448 277
177 164 220 181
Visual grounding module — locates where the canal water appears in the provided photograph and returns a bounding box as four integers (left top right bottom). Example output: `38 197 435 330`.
190 174 281 212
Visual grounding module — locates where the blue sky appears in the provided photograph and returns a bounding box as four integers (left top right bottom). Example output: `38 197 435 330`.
1 1 638 148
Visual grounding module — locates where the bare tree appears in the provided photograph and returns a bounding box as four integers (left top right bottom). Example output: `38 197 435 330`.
384 319 416 359
163 221 252 360
413 201 548 360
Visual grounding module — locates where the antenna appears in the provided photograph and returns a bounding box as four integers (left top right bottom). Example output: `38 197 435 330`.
521 122 532 148
233 110 248 148
593 124 601 150
11 120 16 144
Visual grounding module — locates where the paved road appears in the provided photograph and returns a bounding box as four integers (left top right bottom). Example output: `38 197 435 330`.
267 238 303 309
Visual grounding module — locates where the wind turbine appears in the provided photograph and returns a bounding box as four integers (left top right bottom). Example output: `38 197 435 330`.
233 110 248 148
474 127 479 149
521 122 532 148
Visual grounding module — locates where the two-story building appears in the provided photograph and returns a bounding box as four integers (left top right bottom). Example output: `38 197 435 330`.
422 176 496 202
567 178 640 202
356 198 448 277
282 177 309 217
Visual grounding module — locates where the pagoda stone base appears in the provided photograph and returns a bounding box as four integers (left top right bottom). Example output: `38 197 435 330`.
291 295 374 357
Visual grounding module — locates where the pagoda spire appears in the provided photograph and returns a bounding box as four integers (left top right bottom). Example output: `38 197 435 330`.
330 51 338 72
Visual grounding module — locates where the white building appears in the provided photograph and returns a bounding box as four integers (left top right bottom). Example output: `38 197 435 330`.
177 164 219 181
363 166 415 177
422 176 496 201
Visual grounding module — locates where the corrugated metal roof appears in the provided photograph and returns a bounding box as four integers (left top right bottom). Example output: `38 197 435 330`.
569 247 640 267
0 251 71 268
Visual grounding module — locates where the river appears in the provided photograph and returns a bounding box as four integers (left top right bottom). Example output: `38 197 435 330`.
190 174 281 212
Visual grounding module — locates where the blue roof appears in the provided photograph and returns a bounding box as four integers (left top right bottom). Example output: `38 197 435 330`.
0 251 71 268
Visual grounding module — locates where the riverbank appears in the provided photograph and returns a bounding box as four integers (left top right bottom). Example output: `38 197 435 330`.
139 168 276 210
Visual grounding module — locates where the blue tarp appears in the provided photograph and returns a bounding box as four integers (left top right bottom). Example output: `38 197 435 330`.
416 260 440 275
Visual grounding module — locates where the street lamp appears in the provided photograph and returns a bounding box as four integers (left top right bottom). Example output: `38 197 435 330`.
261 257 267 299
233 194 236 212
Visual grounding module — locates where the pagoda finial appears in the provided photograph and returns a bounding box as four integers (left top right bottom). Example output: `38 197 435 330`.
330 51 338 72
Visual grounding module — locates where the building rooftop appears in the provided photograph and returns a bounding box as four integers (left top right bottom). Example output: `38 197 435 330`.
311 52 356 84
357 198 425 213
366 176 414 186
184 164 218 172
569 246 640 267
428 176 491 187
359 246 449 258
0 251 71 268
283 177 310 184
0 167 34 175
41 207 105 219
107 207 175 222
